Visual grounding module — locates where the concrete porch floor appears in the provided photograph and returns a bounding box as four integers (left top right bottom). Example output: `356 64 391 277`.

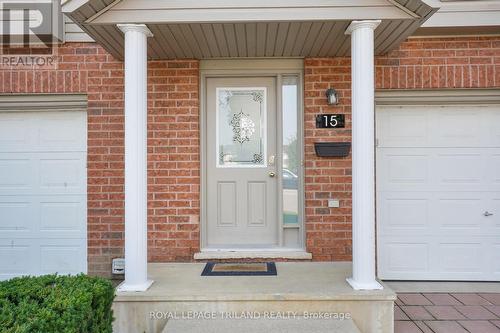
113 262 396 333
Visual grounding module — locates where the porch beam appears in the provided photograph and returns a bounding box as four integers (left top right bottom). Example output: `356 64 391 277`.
87 0 417 25
345 20 383 291
116 24 153 292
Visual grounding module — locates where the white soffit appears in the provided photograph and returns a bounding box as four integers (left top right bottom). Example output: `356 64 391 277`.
62 0 438 60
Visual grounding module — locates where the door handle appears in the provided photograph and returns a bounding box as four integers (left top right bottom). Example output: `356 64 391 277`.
483 211 494 217
269 172 276 178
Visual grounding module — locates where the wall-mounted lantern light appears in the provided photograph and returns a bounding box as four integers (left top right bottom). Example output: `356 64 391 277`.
326 88 339 105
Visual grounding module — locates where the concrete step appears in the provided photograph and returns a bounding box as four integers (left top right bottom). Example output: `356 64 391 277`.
162 318 361 333
113 263 396 333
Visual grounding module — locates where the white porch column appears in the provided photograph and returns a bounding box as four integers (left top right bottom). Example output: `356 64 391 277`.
117 24 153 292
345 20 383 290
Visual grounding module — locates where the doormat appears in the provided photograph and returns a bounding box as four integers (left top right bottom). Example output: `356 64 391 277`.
201 262 277 276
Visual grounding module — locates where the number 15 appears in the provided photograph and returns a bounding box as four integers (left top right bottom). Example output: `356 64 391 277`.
323 115 338 127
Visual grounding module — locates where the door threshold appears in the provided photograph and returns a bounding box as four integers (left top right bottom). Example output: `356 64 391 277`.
194 250 312 260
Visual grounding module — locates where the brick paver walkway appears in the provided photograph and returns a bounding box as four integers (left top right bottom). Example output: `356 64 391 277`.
395 293 500 333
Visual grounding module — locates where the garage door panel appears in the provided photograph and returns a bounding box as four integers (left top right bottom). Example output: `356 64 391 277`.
0 238 86 279
438 198 484 231
377 105 500 148
378 236 495 280
0 195 86 239
0 110 87 280
493 244 500 276
385 153 428 184
39 156 86 192
0 115 32 150
490 112 500 145
40 240 87 275
0 241 32 279
379 242 430 274
377 150 431 190
488 198 500 236
377 197 429 231
435 153 482 185
434 239 490 279
0 158 33 191
435 109 483 147
378 191 496 237
378 148 500 192
0 152 86 195
438 243 483 274
493 154 500 184
0 112 86 152
39 196 86 238
377 108 429 147
37 112 87 151
0 200 34 233
377 104 500 281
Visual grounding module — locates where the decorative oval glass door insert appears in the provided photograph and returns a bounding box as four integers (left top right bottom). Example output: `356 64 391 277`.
216 87 267 167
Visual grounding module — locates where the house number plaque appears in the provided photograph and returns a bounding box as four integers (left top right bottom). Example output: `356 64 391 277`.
316 114 345 128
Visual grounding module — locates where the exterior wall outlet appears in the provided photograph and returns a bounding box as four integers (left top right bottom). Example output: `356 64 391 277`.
112 258 125 275
328 199 340 208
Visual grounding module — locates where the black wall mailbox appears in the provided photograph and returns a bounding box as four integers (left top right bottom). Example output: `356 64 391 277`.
314 142 351 158
316 114 345 128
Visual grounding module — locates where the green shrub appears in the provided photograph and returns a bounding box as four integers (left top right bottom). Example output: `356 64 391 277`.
0 274 115 333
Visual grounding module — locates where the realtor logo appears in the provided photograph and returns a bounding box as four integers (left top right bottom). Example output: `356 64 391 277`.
0 0 62 66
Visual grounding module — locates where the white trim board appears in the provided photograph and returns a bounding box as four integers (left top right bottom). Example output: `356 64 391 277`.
422 0 500 28
0 93 88 111
86 0 419 24
375 89 500 105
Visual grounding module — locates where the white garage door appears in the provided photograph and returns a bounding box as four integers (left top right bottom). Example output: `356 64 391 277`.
0 111 87 280
376 104 500 281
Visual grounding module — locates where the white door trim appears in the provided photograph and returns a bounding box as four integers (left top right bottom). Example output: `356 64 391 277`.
199 59 306 253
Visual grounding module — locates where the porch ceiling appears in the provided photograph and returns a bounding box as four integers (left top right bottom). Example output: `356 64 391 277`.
62 0 438 60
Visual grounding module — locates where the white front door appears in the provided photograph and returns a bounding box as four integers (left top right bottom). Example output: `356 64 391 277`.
205 77 278 248
0 111 87 280
376 104 500 281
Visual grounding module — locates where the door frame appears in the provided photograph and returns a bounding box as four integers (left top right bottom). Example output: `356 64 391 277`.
200 59 305 251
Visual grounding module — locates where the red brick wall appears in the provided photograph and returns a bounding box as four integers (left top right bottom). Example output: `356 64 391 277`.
0 43 199 276
1 36 499 276
376 37 500 89
147 61 200 263
304 36 500 261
